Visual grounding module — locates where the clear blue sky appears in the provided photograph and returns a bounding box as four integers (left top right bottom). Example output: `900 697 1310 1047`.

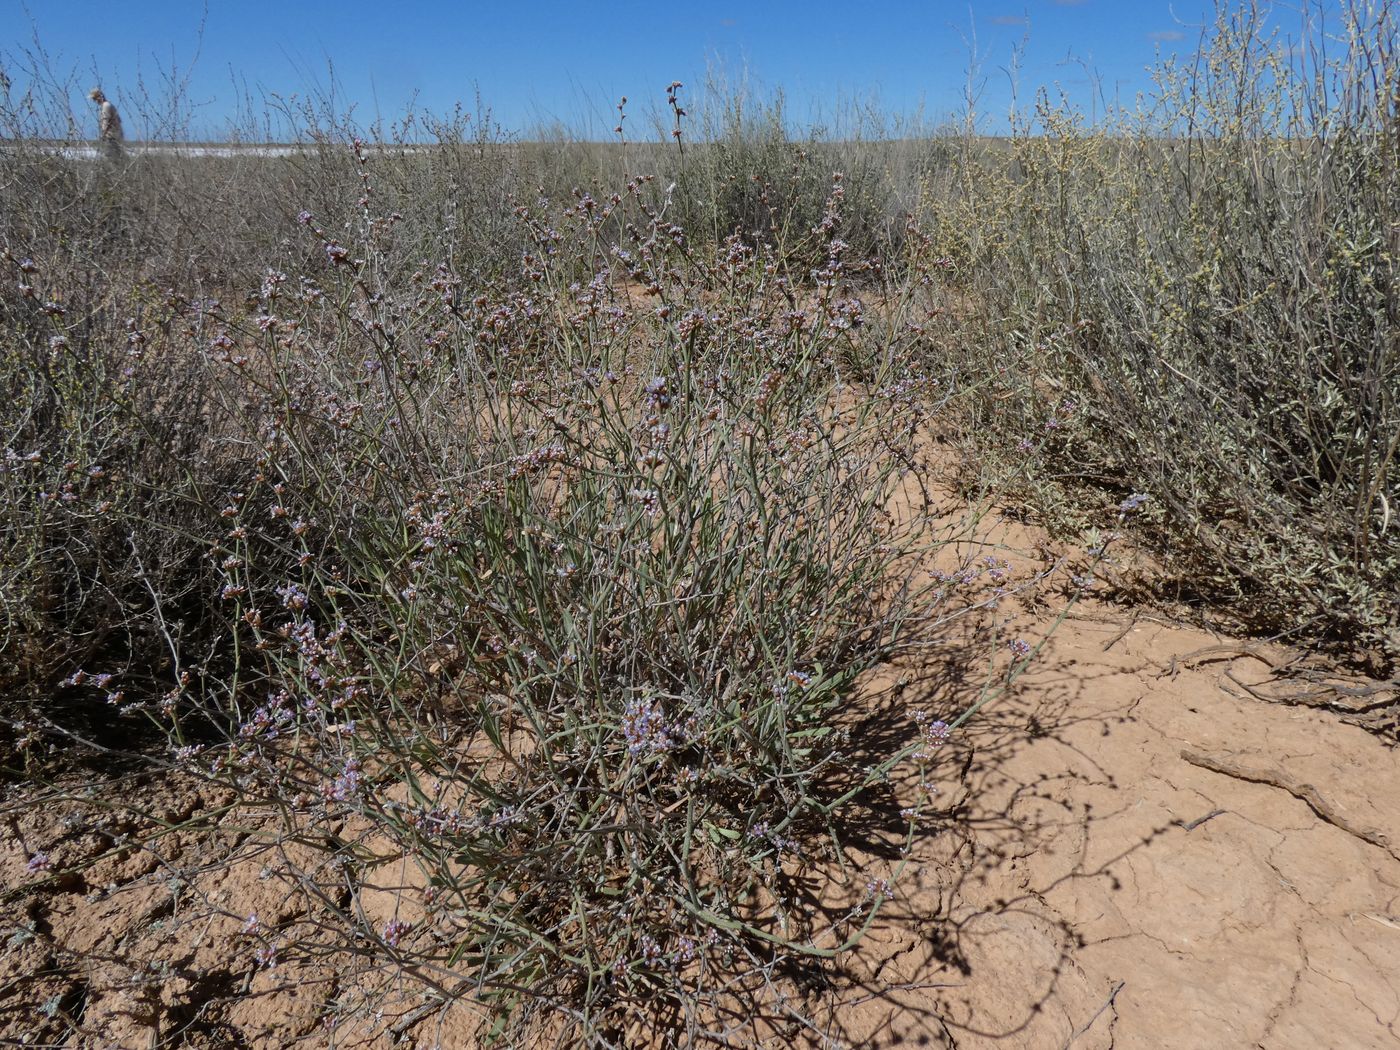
0 1 1336 140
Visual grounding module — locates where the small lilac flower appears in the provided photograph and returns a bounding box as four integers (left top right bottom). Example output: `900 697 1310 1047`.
1009 638 1033 657
487 805 522 829
1118 493 1150 514
912 711 952 760
275 582 308 611
748 819 798 853
629 487 661 518
331 758 362 801
621 696 672 755
26 851 51 874
644 376 671 410
637 934 664 966
382 919 411 947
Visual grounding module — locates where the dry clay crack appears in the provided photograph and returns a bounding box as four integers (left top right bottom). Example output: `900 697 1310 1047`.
1255 924 1307 1048
1060 979 1123 1049
1180 749 1400 865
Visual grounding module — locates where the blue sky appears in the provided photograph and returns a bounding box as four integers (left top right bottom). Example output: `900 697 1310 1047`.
0 1 1331 139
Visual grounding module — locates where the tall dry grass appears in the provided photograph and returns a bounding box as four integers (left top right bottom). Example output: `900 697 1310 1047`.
920 1 1398 660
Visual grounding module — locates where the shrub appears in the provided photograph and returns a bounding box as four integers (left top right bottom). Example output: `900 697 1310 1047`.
928 2 1399 660
3 141 1023 1040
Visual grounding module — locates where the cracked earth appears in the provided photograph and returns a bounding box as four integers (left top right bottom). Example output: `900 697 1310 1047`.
823 539 1400 1049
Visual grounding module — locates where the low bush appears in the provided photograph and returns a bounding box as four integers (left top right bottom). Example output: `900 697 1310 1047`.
926 2 1399 660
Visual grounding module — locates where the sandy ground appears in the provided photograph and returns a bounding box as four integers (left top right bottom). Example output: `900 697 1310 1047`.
2 513 1396 1048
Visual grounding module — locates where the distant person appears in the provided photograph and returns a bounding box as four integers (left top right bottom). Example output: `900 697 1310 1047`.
88 88 123 161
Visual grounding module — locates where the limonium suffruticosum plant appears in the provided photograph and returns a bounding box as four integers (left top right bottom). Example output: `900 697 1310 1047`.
161 150 1039 1042
0 84 1090 1043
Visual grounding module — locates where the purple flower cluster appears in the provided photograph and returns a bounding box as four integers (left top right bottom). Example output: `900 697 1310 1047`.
623 928 716 974
382 918 412 947
748 820 798 854
276 582 308 611
629 487 661 518
644 375 671 411
912 710 952 762
621 695 674 755
505 442 566 481
239 691 296 741
328 758 362 802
